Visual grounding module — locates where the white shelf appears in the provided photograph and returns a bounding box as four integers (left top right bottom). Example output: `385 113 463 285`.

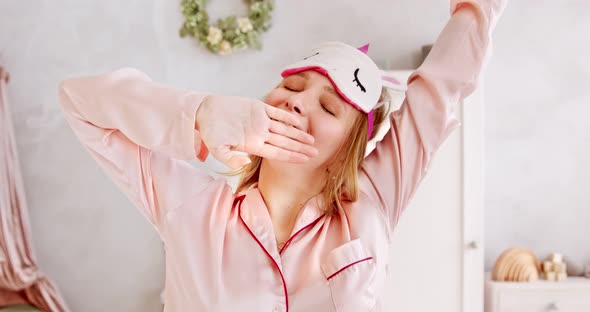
485 272 590 312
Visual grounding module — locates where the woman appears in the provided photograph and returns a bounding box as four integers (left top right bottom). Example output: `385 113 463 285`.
58 0 506 310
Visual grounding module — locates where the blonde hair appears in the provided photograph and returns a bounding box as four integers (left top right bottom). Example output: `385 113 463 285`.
230 87 391 215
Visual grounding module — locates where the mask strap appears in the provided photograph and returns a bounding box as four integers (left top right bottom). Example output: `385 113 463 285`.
367 110 375 140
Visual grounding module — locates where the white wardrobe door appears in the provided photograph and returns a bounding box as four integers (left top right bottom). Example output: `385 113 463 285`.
379 70 484 312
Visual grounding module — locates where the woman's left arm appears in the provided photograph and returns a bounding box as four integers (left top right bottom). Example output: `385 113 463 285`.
361 0 507 235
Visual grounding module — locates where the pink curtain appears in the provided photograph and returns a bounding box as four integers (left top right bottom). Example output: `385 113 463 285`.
0 65 69 311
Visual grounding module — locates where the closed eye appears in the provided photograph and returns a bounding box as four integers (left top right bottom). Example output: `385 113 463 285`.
321 104 335 116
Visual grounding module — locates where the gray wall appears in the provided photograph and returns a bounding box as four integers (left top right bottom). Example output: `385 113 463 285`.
484 1 590 269
1 0 588 310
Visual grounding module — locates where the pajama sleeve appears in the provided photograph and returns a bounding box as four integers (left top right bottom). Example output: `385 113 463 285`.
58 67 214 230
360 0 505 234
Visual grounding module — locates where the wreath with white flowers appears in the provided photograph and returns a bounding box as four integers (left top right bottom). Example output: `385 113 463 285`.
179 0 274 55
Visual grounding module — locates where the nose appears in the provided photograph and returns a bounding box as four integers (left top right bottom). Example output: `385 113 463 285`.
288 103 301 114
285 93 306 116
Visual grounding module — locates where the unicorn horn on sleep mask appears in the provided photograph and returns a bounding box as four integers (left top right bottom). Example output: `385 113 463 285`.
280 41 405 140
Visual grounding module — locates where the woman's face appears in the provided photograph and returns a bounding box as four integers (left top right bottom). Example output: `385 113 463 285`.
264 70 361 169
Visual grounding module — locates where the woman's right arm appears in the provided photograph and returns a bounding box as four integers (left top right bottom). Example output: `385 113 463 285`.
59 67 214 231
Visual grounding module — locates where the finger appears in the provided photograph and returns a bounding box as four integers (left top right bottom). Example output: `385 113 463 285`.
269 120 314 144
255 143 311 164
266 133 318 158
264 105 301 128
211 145 244 170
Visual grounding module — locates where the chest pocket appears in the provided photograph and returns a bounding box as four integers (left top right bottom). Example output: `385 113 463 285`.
321 238 377 311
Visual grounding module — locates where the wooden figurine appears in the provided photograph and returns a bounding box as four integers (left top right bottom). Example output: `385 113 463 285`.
541 252 568 281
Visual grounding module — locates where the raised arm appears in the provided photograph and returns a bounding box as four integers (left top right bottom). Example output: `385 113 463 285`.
361 0 506 234
58 67 214 230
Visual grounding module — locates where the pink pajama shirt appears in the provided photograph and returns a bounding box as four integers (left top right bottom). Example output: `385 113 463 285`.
58 1 503 310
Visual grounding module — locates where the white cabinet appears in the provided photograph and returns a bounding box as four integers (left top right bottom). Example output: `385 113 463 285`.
379 70 485 312
485 274 590 312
